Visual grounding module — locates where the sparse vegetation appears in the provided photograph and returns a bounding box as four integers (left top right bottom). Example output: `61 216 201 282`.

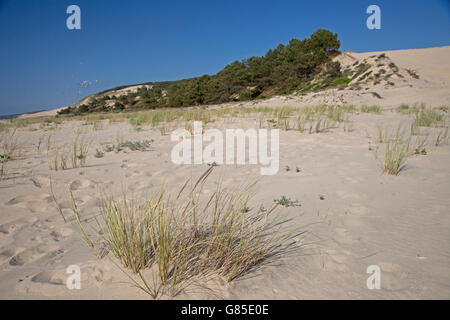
94 149 104 158
360 105 382 114
406 69 419 79
72 135 90 168
414 109 446 127
435 127 448 146
273 196 301 208
330 76 351 87
0 128 20 159
108 139 153 153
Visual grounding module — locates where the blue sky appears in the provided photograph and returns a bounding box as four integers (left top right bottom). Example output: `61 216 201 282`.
0 0 449 116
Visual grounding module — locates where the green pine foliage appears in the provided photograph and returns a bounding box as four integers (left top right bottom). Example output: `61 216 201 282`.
60 29 341 115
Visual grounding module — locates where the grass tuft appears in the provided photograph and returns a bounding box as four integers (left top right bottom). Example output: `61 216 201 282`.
72 168 297 298
383 135 410 175
414 109 446 127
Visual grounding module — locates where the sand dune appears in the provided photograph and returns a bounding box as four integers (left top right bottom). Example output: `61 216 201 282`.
1 46 450 299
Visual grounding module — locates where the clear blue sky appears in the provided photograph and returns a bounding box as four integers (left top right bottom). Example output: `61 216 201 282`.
0 0 449 116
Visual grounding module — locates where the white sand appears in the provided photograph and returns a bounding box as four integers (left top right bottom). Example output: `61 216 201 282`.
1 46 449 299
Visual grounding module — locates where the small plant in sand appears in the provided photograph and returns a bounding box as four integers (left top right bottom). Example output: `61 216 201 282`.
104 145 114 152
280 118 290 131
159 124 168 136
296 166 301 173
414 148 427 155
37 135 44 153
343 116 354 133
94 149 104 158
92 121 104 131
285 165 290 172
0 154 10 179
0 128 20 159
296 116 306 132
410 122 421 136
383 137 410 175
412 136 428 155
273 195 301 208
413 109 446 127
48 147 70 171
434 127 448 146
360 105 382 114
267 119 277 128
71 135 90 168
397 104 410 114
115 139 153 152
326 107 345 122
45 134 52 153
308 118 336 134
72 168 298 299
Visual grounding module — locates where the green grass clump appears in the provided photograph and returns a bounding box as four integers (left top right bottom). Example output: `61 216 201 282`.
107 139 153 153
0 128 20 159
273 195 300 207
117 140 152 151
383 138 410 175
94 149 104 158
360 105 382 114
397 104 410 114
0 154 9 179
72 168 296 298
330 76 351 87
435 127 448 146
71 135 90 168
414 109 446 127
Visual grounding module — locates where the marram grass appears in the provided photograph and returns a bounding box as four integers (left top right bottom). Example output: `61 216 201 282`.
72 167 298 298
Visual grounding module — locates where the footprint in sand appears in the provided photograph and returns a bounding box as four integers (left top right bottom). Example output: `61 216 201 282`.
23 262 113 295
9 245 61 266
70 179 93 191
121 162 139 169
333 227 361 244
58 194 93 209
0 217 39 237
85 264 113 285
381 272 410 291
335 190 361 201
0 247 26 264
31 270 65 285
50 227 73 241
377 261 402 273
343 176 359 184
129 181 153 192
347 204 369 217
125 170 141 178
6 193 52 213
31 176 50 188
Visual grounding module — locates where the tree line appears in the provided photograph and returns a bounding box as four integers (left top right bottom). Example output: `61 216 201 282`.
59 29 341 115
